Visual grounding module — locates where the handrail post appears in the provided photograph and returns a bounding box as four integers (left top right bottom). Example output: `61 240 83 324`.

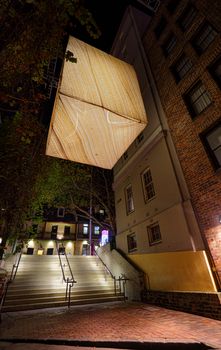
10 251 22 282
56 241 76 309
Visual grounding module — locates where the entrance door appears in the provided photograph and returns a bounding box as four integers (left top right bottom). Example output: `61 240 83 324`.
82 244 89 255
47 248 54 255
27 247 34 255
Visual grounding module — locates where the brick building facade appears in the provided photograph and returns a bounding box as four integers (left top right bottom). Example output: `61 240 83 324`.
143 0 221 285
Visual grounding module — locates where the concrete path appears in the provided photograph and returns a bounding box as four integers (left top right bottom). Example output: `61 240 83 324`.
0 302 220 349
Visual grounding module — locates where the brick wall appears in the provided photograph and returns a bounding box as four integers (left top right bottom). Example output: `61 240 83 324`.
142 0 221 284
143 290 221 320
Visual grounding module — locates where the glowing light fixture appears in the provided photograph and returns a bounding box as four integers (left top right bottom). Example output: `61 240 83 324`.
28 239 34 247
46 36 147 169
67 241 73 248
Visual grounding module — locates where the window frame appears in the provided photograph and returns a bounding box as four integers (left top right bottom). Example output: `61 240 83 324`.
57 207 65 217
162 33 177 57
191 21 218 55
83 223 89 235
200 120 221 171
178 3 197 32
94 225 100 235
147 223 162 246
51 225 58 234
171 53 193 82
141 168 156 203
64 226 71 236
208 56 221 89
127 233 137 253
183 80 212 118
125 184 135 215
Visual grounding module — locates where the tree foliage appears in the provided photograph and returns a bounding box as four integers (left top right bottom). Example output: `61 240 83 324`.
0 0 117 259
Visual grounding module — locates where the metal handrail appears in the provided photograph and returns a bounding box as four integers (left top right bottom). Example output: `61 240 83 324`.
115 274 129 301
92 246 129 300
56 242 77 308
0 251 22 322
90 245 119 294
0 272 9 322
91 245 114 279
9 251 22 281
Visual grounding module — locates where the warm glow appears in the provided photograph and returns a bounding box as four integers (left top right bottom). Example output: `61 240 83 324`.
83 240 88 245
203 251 217 292
46 36 147 169
67 241 73 248
47 240 54 247
28 239 34 248
37 249 44 255
57 234 64 240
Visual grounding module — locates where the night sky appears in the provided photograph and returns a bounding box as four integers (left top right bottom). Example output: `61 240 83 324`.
75 0 155 52
85 0 130 52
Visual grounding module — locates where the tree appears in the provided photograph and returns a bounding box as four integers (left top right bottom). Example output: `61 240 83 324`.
33 159 116 235
0 0 102 259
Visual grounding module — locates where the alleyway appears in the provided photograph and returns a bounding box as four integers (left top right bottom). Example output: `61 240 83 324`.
0 302 221 349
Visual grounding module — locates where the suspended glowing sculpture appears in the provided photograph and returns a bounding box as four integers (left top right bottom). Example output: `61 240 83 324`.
46 36 147 169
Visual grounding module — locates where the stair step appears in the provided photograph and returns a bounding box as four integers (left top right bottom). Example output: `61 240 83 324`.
4 290 122 304
2 295 125 312
3 254 125 312
6 287 119 298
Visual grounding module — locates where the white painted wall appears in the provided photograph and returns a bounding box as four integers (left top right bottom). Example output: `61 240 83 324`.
97 244 143 301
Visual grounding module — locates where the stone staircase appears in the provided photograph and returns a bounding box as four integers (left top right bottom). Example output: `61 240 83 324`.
2 254 124 312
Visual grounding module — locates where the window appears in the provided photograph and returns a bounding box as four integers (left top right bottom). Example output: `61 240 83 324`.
178 3 197 31
147 223 162 246
51 225 58 233
125 184 134 214
201 122 221 170
57 207 65 217
83 224 89 234
154 16 167 39
209 56 221 88
167 0 181 14
51 225 58 239
141 168 155 202
94 226 100 235
184 81 212 117
162 33 177 57
171 54 193 82
64 226 70 236
192 22 217 54
127 233 137 252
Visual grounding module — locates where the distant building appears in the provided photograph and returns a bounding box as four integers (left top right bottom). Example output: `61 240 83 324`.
3 206 110 257
112 0 221 316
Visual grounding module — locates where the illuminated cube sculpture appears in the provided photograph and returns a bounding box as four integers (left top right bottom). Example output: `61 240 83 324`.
46 36 147 169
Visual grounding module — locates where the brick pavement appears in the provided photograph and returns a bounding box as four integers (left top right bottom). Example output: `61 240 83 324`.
0 302 221 349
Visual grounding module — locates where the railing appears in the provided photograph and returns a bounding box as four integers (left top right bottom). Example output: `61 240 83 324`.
9 251 22 281
0 250 22 321
0 272 9 322
91 245 129 300
56 242 77 308
115 274 129 301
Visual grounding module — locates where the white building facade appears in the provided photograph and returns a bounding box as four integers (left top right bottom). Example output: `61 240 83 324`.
112 6 217 293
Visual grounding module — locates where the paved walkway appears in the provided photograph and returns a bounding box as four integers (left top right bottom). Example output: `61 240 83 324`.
0 302 221 349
